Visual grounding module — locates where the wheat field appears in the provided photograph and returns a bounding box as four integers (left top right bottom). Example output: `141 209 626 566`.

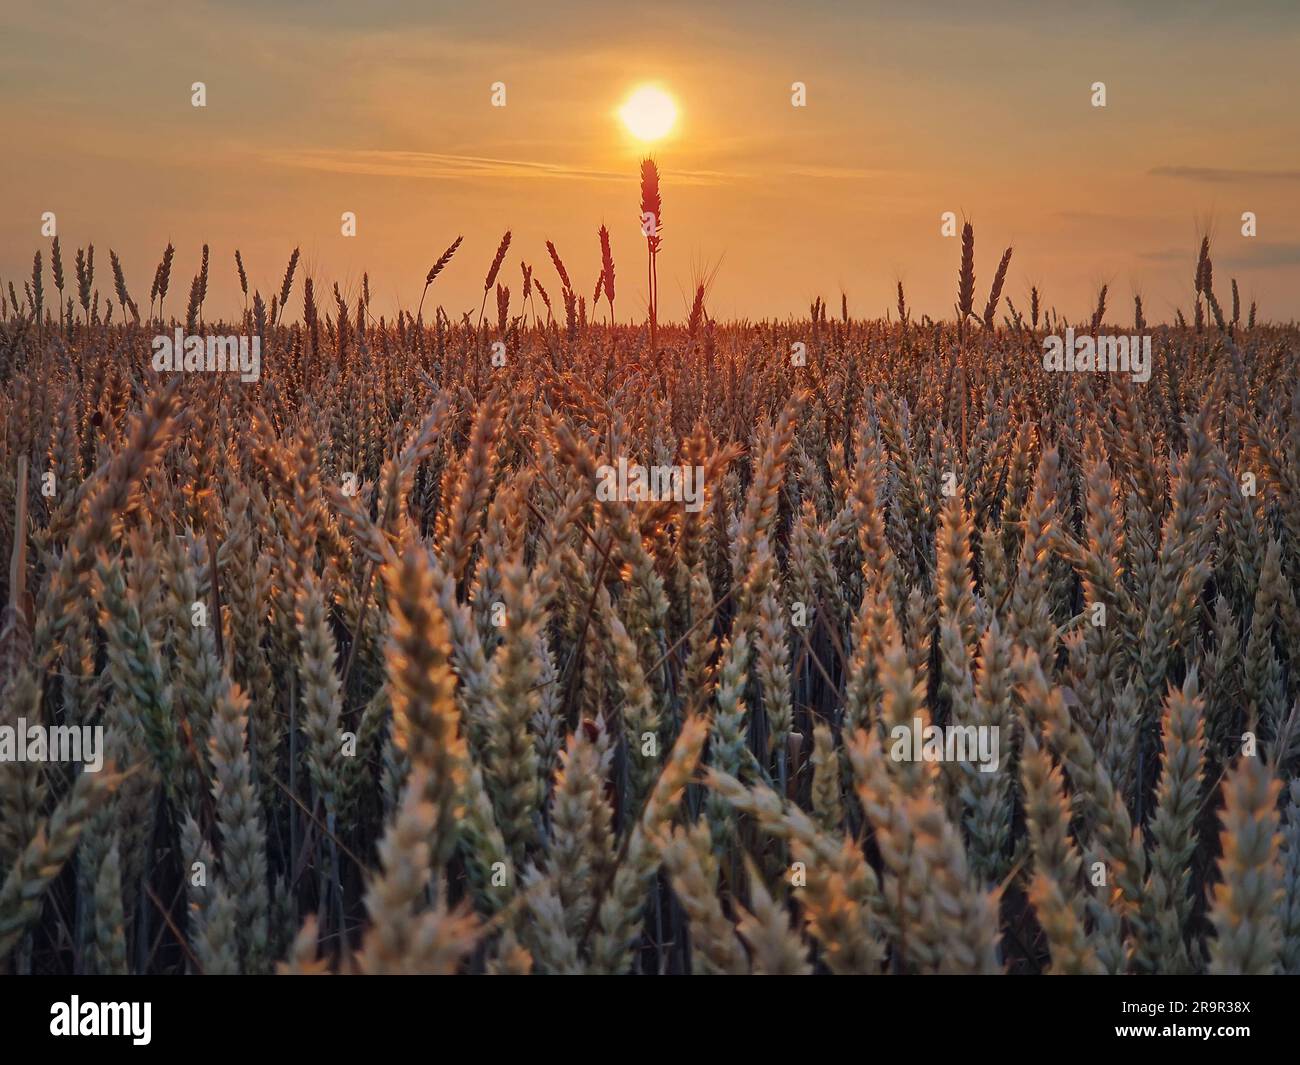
0 225 1297 976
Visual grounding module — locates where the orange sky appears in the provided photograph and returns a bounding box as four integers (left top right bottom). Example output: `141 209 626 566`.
3 1 1299 323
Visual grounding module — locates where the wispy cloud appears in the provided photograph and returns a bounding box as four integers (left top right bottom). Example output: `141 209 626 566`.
1149 165 1300 183
1141 242 1300 269
780 165 892 180
1054 210 1148 224
1221 242 1300 268
1139 247 1196 264
259 147 881 187
260 147 730 185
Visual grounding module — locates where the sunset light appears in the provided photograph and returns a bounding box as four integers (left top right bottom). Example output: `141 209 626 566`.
619 85 677 142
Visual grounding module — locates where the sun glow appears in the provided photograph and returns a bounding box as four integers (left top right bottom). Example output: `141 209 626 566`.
619 85 678 142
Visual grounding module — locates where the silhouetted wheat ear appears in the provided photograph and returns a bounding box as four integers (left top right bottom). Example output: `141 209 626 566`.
1090 284 1108 333
599 223 616 309
426 235 463 286
956 222 975 322
275 246 299 324
1195 236 1210 294
983 246 1013 327
639 157 662 246
688 284 705 339
545 240 571 292
419 235 463 320
484 230 512 291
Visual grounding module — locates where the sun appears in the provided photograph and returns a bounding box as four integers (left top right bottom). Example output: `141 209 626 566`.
619 85 678 142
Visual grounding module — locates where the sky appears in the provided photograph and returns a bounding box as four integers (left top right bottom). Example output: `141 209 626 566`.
2 0 1299 324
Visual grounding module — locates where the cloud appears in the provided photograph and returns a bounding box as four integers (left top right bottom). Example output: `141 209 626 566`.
260 147 730 185
1056 208 1156 221
780 165 891 180
1220 242 1300 268
1149 165 1300 183
259 148 878 187
1140 242 1300 269
1139 247 1194 264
